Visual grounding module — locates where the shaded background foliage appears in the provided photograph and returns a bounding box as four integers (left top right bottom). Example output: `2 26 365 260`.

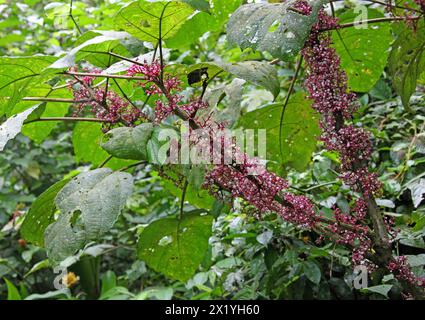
0 0 424 300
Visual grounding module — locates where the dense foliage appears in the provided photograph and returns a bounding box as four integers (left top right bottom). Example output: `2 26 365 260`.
0 0 425 300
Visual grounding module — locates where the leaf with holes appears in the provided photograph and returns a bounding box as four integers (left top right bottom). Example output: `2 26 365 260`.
332 8 393 92
236 92 319 173
20 179 70 247
227 0 325 61
388 21 425 109
137 212 213 282
0 105 39 151
45 169 134 262
101 123 154 160
114 0 194 43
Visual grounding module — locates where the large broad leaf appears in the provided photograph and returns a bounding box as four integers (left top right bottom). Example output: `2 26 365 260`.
0 105 39 151
166 0 242 49
49 31 131 69
45 169 134 262
0 56 56 116
236 92 319 173
72 122 136 169
114 0 194 43
100 123 154 160
137 212 213 282
188 61 280 98
388 21 425 109
332 8 393 92
20 179 70 247
227 0 325 61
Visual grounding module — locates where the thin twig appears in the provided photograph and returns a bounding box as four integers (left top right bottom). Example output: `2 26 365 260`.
25 117 110 124
279 56 303 163
69 0 82 35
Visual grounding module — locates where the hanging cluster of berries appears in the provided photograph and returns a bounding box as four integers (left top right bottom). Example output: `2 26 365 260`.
68 67 144 125
298 3 425 291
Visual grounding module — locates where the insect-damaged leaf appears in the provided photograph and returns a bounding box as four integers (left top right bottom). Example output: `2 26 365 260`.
137 212 213 282
227 0 325 61
44 169 134 262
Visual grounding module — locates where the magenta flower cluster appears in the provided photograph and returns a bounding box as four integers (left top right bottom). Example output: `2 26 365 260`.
69 68 143 124
388 256 425 288
300 9 384 267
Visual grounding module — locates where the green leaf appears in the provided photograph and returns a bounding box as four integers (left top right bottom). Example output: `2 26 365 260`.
361 284 393 298
114 0 194 43
137 212 213 282
20 179 70 247
0 104 39 151
188 61 280 98
182 0 210 12
100 123 154 160
166 0 241 48
24 259 51 278
303 261 321 285
236 92 319 172
0 56 56 115
332 8 393 92
44 168 134 262
388 21 425 110
3 278 22 300
49 31 132 69
72 122 136 169
226 0 325 61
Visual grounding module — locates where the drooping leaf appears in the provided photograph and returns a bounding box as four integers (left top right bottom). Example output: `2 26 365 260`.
137 212 213 282
0 104 39 151
45 169 134 262
166 0 241 48
236 92 320 173
100 123 154 160
388 21 425 109
408 178 425 208
49 31 132 69
303 261 321 285
361 285 393 298
226 0 325 61
332 8 393 92
20 179 70 247
114 0 194 43
72 121 136 169
187 60 280 98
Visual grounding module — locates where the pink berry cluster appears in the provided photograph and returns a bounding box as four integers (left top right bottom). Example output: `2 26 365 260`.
292 0 313 15
69 68 144 124
300 8 384 266
302 10 382 198
388 256 425 288
125 60 187 123
204 163 317 228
